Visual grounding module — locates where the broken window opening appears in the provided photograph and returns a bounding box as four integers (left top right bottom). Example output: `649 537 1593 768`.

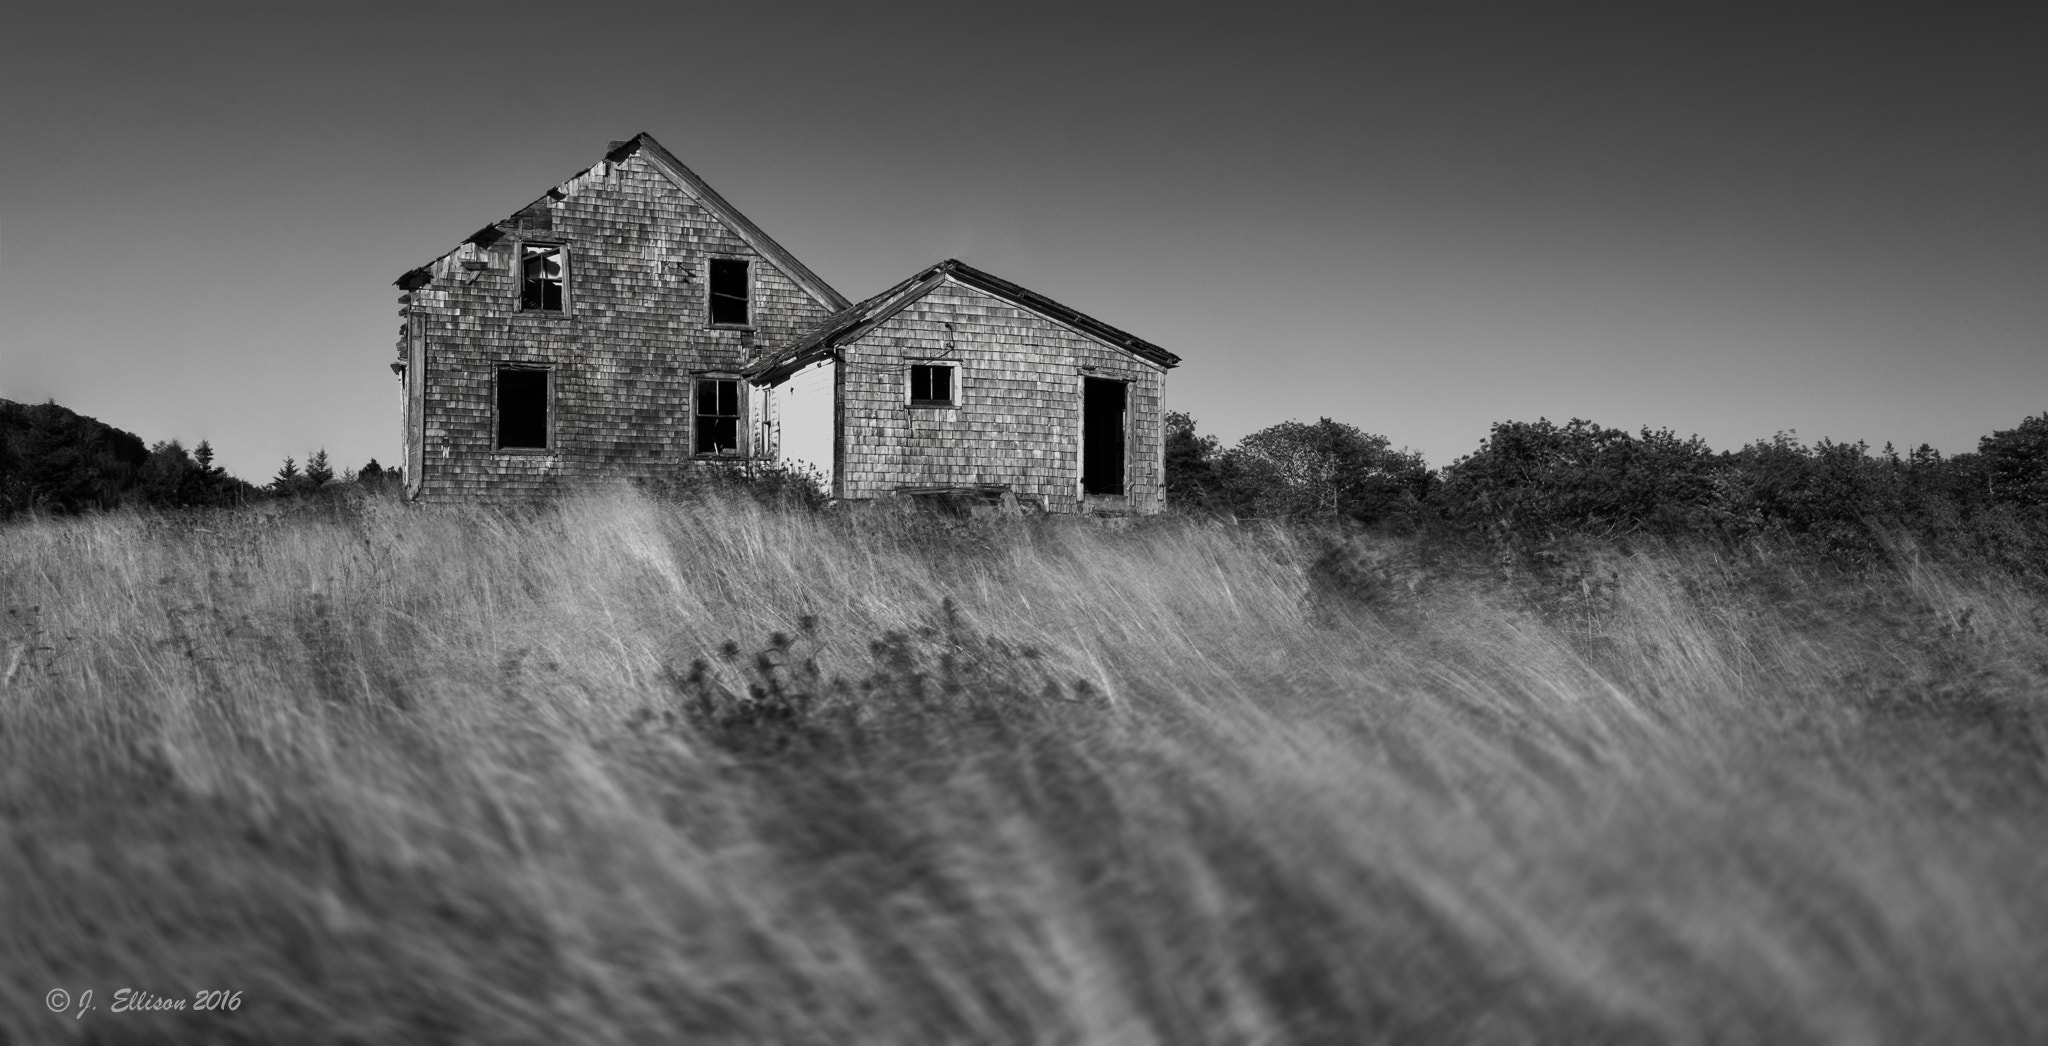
694 377 742 455
708 258 750 326
520 244 565 311
909 363 955 407
1081 377 1127 496
497 367 550 449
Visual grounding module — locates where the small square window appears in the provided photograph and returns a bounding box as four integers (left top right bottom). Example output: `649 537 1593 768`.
498 368 550 449
520 244 565 312
909 364 955 407
708 258 750 326
694 377 742 455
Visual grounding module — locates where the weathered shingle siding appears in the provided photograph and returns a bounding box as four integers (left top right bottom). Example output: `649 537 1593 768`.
403 154 834 499
837 279 1167 514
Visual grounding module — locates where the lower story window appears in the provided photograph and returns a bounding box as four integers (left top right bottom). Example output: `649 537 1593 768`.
498 367 549 449
694 377 741 455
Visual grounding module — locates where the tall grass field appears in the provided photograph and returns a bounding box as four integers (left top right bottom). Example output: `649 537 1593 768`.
5 488 2046 1043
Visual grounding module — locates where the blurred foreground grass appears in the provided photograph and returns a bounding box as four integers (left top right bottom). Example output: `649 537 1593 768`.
3 488 2046 1044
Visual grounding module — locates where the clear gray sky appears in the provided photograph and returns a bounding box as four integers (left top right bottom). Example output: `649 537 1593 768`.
3 3 2043 482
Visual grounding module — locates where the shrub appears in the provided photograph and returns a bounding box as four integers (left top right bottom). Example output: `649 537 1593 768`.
635 458 831 511
1433 414 2048 578
1164 410 1224 509
1978 412 2048 510
1435 417 1719 541
1202 417 1431 525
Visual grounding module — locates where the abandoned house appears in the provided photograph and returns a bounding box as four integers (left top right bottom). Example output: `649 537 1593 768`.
392 133 1180 513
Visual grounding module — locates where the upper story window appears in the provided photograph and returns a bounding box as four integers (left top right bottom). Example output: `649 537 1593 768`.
694 377 742 455
708 258 750 327
908 363 956 407
520 244 565 312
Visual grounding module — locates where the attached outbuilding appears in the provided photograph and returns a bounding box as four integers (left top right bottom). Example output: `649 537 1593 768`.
749 259 1179 514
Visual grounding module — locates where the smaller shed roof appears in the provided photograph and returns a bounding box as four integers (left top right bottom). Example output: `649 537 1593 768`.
748 258 1179 384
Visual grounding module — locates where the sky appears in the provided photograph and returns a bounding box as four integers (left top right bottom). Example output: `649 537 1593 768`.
2 3 2043 482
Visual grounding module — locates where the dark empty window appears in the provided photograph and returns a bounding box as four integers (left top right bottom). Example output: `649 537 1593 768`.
708 258 750 326
498 368 549 449
909 364 954 407
520 244 564 311
694 378 741 455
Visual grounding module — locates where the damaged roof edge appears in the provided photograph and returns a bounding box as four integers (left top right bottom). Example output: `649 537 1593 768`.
748 258 1180 385
394 183 582 289
389 133 851 311
395 219 509 289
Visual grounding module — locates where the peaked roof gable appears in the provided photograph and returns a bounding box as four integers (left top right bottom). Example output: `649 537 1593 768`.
625 135 848 311
748 258 1179 384
396 133 849 311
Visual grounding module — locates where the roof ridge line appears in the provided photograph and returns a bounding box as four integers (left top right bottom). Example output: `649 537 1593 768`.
748 258 1178 384
396 134 851 311
631 135 850 311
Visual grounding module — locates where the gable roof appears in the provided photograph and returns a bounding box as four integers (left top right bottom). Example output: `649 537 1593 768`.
748 258 1180 384
394 133 849 311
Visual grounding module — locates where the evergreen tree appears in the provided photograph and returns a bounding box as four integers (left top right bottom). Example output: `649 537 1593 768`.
194 440 217 474
306 449 334 487
271 456 300 492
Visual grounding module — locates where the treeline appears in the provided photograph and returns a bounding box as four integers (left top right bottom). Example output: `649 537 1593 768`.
0 399 250 515
10 392 2043 575
266 450 396 497
1168 410 2048 573
0 399 395 518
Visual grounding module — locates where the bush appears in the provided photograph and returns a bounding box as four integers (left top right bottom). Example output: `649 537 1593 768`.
1167 413 1430 526
635 458 831 511
1432 414 2048 578
1164 410 1224 509
1219 418 1432 525
1978 412 2048 510
1435 418 1719 541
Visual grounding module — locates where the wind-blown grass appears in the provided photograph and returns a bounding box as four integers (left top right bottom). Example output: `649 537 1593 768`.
3 488 2045 1043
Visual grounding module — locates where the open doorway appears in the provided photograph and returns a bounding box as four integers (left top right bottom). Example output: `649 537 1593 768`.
1081 377 1127 496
